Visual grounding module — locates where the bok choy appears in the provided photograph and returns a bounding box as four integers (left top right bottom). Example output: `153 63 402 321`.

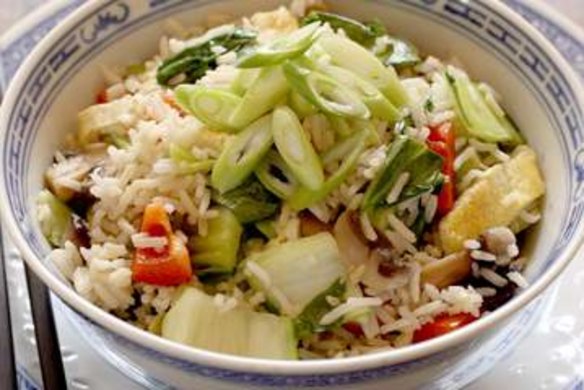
301 11 385 47
244 232 345 318
361 136 444 210
157 26 256 86
447 67 523 145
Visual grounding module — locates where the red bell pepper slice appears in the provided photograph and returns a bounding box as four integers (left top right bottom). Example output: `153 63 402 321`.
131 203 193 286
427 122 456 216
413 312 477 343
96 89 108 104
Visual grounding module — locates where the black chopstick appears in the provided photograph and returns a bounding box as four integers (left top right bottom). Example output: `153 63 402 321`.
0 226 17 390
25 265 68 390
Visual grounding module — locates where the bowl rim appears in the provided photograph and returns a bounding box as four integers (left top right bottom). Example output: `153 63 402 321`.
1 0 583 376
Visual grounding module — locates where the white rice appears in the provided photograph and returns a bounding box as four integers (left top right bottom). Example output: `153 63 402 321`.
423 195 438 223
387 213 417 243
470 250 497 262
319 298 383 326
507 271 529 289
480 268 509 288
131 233 168 249
359 212 378 242
464 239 481 250
385 172 410 204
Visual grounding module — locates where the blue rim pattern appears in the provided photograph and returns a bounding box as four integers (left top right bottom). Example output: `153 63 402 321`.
0 0 583 388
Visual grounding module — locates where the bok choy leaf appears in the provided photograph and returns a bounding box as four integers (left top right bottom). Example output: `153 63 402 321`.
157 26 256 86
361 136 444 210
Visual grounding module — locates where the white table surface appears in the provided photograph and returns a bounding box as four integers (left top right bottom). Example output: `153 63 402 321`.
1 1 583 390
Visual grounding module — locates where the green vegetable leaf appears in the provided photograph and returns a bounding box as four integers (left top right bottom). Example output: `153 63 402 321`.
190 207 243 274
361 135 444 210
157 27 257 86
37 190 73 247
379 37 421 69
301 11 384 46
212 178 280 224
446 67 523 145
294 279 346 338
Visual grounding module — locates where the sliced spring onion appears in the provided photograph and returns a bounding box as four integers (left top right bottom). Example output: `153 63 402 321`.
288 90 319 119
175 85 241 132
283 61 370 119
272 106 324 190
361 135 444 210
317 32 408 107
447 68 523 145
211 114 273 193
255 150 298 199
322 65 401 123
230 68 261 96
288 129 368 210
238 22 322 68
229 66 290 129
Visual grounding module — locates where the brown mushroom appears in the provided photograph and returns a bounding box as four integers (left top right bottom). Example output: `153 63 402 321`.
420 251 472 289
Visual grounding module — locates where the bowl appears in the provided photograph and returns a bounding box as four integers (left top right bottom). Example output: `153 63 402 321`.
1 0 584 388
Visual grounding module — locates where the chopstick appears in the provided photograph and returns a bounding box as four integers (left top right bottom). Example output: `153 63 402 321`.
0 226 17 390
25 265 68 390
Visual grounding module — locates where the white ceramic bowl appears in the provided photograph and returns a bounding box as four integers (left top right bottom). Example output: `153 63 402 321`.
2 0 584 388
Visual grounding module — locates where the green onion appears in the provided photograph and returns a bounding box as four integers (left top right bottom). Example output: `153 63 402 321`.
322 65 401 123
288 129 368 210
272 106 324 190
238 22 322 68
211 114 273 193
230 68 261 96
317 33 408 107
175 85 241 132
229 66 290 128
288 90 319 119
283 61 370 119
361 135 444 210
255 150 298 199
